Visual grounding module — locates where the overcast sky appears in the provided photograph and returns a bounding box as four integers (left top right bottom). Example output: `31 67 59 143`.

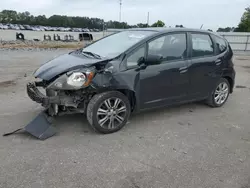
1 0 249 30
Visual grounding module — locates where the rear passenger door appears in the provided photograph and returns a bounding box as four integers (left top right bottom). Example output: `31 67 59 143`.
188 32 220 99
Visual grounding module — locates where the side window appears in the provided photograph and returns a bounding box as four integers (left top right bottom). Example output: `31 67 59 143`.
126 46 145 68
148 33 187 61
191 33 214 58
214 36 227 54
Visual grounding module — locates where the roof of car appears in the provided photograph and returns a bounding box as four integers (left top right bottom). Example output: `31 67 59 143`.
126 27 213 34
122 27 225 38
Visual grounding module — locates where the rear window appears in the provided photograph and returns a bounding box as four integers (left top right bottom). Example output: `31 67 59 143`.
214 36 227 54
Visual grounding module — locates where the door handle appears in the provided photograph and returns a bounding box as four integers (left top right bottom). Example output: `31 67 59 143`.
179 66 188 74
180 69 188 74
179 66 188 71
215 59 222 65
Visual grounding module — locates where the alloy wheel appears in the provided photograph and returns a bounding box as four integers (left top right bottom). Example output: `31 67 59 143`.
96 98 127 130
214 82 229 105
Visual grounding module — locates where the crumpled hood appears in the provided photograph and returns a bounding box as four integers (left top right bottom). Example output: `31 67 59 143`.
34 53 106 81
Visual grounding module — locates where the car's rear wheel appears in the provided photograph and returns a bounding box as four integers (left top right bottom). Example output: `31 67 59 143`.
87 91 131 134
206 78 230 107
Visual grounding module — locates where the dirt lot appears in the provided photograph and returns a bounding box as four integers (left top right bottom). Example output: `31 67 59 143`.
0 49 250 188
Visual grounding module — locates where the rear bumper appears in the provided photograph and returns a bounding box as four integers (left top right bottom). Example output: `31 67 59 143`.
27 82 60 107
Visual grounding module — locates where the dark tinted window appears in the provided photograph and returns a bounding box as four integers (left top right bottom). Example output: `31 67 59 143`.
126 46 145 68
148 33 187 61
191 34 214 57
214 36 227 54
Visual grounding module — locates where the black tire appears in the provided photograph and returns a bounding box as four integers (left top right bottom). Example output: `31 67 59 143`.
86 91 131 134
206 78 230 107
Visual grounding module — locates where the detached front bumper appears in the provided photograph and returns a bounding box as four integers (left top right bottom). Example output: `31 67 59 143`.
27 82 60 108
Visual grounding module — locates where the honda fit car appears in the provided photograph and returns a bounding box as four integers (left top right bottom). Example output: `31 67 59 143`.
27 28 236 134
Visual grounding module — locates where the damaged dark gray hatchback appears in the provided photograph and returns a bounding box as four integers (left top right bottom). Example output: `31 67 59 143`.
27 28 235 134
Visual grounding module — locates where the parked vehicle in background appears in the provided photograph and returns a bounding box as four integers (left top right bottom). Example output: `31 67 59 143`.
0 22 95 33
0 24 8 29
44 26 53 31
26 28 236 134
23 25 32 30
19 25 25 30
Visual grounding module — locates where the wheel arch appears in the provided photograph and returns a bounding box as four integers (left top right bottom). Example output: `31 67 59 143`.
116 89 137 112
222 76 234 93
94 87 138 113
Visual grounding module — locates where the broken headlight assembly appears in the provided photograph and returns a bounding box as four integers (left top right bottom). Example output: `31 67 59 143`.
47 68 95 90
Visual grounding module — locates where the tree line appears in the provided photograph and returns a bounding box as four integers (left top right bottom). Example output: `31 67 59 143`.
217 7 250 32
0 7 249 32
0 10 167 29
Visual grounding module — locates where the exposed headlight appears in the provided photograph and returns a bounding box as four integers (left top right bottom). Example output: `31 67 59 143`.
47 68 95 90
67 72 86 87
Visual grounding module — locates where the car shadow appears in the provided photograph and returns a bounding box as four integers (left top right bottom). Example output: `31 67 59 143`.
54 113 95 135
130 101 207 121
51 101 208 137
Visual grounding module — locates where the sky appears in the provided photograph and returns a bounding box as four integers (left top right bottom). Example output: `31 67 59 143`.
0 0 249 30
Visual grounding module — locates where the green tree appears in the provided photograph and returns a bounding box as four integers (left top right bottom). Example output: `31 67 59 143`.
0 10 18 23
0 9 166 30
136 23 148 28
34 15 47 26
151 20 165 27
236 7 250 32
217 27 234 32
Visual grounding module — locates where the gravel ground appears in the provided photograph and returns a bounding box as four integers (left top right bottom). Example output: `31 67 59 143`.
0 40 83 49
0 50 250 188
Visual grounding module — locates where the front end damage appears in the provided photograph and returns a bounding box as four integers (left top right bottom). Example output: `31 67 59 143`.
27 81 91 117
3 57 117 140
3 81 95 140
22 69 100 139
3 51 138 140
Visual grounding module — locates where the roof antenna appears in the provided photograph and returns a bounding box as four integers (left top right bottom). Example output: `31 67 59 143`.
200 24 203 29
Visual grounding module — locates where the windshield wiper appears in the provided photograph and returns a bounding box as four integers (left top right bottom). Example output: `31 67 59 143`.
82 51 102 59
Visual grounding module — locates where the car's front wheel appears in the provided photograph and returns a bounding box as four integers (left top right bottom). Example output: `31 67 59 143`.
87 91 131 134
206 78 230 107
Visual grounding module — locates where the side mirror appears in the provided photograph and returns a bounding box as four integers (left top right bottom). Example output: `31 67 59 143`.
144 54 163 65
138 57 145 66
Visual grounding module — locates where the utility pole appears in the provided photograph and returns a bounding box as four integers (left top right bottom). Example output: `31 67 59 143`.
147 12 150 27
119 0 122 22
102 21 105 37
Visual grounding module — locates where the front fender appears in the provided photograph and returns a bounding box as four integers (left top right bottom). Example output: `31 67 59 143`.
91 70 141 112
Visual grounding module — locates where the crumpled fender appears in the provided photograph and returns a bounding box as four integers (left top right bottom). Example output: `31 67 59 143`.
91 62 141 111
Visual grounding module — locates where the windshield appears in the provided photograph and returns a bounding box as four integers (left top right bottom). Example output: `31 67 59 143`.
82 30 157 58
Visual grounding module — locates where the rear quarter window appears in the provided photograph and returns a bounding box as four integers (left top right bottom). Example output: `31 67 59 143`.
191 33 214 58
214 35 228 54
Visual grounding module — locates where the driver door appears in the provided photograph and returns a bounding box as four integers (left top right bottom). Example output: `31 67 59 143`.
139 32 190 109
